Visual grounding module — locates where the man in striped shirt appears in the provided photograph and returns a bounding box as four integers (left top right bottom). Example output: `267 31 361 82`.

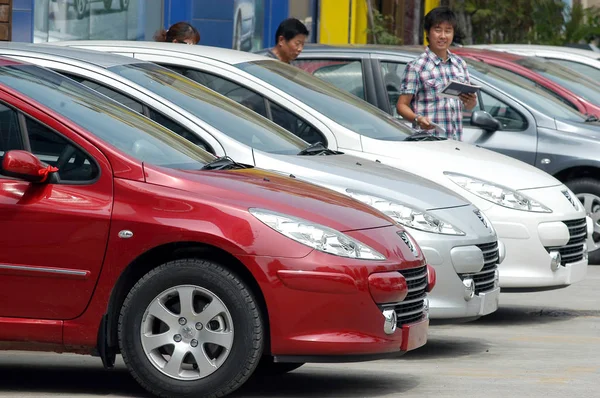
396 7 477 141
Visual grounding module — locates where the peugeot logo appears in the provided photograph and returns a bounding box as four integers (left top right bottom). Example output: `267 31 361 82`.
562 190 579 210
398 231 419 257
474 210 488 228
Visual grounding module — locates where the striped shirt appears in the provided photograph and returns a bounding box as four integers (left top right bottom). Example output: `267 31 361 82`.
399 47 471 140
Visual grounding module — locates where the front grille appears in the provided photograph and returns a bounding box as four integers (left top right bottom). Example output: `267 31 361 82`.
545 218 587 265
392 265 427 327
458 241 499 295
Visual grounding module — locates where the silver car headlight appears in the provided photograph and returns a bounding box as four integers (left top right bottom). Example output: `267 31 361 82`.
249 208 386 260
444 172 552 213
345 190 465 236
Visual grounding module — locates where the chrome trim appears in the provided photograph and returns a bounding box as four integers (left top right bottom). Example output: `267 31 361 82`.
0 264 88 277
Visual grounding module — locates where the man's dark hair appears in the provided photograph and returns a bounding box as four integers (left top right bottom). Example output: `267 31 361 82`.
275 18 309 42
424 7 457 32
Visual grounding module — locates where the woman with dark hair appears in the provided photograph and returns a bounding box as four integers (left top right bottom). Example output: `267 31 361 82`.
154 22 200 45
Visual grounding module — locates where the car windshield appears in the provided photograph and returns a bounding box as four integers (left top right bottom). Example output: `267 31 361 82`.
467 60 587 123
0 64 214 169
236 60 413 141
109 63 308 155
514 57 600 105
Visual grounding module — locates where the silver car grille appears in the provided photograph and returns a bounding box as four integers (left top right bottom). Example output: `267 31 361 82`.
545 218 587 265
392 265 427 327
458 241 499 295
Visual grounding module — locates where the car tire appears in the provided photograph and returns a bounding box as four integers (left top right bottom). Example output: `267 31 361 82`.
255 357 305 375
74 0 87 19
118 258 264 398
566 177 600 264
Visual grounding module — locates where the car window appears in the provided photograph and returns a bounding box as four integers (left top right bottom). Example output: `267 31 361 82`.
237 60 413 140
547 59 600 82
0 101 98 182
0 103 22 157
514 58 600 105
0 64 214 170
109 62 309 155
467 59 587 123
477 91 527 131
26 117 99 182
147 109 214 154
159 64 268 118
267 101 325 144
160 65 327 145
294 59 365 99
379 61 407 117
60 73 146 114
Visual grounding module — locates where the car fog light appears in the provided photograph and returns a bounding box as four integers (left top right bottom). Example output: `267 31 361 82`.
463 277 475 301
498 241 506 264
494 268 500 288
549 250 562 271
382 309 397 335
583 243 588 261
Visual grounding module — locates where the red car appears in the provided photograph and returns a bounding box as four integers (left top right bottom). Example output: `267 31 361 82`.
0 59 434 397
452 47 600 118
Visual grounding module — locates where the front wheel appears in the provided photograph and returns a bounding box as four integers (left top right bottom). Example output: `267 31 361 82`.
118 259 264 398
566 178 600 264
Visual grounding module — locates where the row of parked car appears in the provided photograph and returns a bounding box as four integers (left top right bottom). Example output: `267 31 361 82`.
0 41 596 398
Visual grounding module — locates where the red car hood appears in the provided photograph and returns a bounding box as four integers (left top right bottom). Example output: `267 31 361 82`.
143 165 394 232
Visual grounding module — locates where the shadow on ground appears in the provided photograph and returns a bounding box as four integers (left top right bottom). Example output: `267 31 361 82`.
399 335 491 361
234 370 418 397
0 363 146 396
473 305 600 327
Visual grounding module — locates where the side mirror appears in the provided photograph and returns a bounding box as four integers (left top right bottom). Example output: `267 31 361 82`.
1 150 57 183
471 110 501 132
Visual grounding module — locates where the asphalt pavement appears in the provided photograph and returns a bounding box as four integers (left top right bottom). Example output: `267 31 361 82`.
0 265 598 397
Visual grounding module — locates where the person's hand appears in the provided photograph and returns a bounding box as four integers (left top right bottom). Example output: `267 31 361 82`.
459 93 477 110
416 115 434 130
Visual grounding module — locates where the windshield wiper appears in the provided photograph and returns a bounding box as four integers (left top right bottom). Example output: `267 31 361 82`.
403 131 445 142
201 156 250 171
585 115 599 122
297 141 335 156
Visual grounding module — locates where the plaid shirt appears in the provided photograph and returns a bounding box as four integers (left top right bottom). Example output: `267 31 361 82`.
399 47 471 140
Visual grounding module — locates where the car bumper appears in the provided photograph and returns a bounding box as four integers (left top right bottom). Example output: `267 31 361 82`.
414 231 502 319
238 226 431 360
477 185 589 290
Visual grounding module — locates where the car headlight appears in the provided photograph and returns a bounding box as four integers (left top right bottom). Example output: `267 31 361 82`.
444 172 552 213
249 208 386 260
345 190 465 235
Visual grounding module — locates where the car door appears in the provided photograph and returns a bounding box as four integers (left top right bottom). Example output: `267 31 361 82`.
0 98 113 320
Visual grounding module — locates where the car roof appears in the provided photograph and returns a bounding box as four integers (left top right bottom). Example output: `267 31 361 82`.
51 40 268 65
451 47 526 62
301 43 425 55
469 44 600 60
0 42 141 68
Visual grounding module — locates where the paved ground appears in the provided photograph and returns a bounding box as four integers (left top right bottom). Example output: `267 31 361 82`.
1 266 598 397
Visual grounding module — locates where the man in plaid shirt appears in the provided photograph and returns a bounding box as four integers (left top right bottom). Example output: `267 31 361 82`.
397 7 477 141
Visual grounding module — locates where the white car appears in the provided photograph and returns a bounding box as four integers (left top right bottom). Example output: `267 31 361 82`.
50 41 591 291
469 44 600 82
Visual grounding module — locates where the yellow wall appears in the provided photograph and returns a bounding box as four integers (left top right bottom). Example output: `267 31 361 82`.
423 0 440 44
319 0 367 44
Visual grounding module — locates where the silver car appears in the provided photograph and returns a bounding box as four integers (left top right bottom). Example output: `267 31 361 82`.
0 43 504 320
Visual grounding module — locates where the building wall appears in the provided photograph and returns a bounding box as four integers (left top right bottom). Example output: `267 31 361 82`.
13 0 315 50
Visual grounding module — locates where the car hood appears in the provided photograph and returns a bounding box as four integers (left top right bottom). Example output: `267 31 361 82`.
253 150 470 211
360 137 562 190
143 163 393 232
556 118 600 140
